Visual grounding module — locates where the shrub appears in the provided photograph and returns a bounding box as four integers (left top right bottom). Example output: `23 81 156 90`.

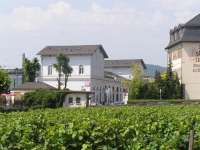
23 90 65 108
0 96 6 106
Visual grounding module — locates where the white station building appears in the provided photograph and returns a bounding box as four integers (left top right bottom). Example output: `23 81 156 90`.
37 45 146 105
166 14 200 100
104 59 146 80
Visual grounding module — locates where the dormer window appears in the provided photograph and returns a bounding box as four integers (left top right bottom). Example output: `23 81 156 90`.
48 65 53 75
79 65 84 74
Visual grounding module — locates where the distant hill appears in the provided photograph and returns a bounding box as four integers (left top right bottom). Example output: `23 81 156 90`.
145 64 166 77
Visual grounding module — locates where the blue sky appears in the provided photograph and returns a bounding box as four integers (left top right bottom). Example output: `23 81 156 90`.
0 0 200 68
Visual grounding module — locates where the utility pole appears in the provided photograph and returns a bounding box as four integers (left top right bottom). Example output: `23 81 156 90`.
160 88 162 100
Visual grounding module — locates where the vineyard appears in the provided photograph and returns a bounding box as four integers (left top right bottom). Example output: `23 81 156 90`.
0 106 200 149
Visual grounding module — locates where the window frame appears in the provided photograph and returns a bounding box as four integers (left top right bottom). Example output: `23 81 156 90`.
79 65 84 75
68 97 73 105
48 65 53 75
76 97 81 105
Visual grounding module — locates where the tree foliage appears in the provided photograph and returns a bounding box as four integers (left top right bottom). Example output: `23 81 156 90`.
129 64 144 99
23 57 40 82
0 69 11 94
54 54 73 90
128 62 183 100
24 90 65 108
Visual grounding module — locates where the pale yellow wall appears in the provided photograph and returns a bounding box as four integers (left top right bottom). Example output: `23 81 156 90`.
181 43 200 99
168 42 200 99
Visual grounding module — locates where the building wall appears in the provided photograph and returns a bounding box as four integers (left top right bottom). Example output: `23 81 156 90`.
39 50 126 104
104 64 144 80
181 42 200 99
40 55 92 90
91 49 104 79
90 78 125 105
168 42 200 99
104 67 132 79
63 93 88 107
41 55 91 77
167 44 183 80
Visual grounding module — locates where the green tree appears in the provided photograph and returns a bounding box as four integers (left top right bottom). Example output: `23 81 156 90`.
54 54 73 90
174 73 182 99
62 57 73 89
155 71 162 89
159 61 182 99
54 55 63 90
129 64 144 99
23 57 40 82
0 69 11 94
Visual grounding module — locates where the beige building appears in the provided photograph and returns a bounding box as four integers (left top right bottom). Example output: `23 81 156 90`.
165 14 200 99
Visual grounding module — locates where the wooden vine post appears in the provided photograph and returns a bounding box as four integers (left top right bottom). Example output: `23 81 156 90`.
189 130 194 150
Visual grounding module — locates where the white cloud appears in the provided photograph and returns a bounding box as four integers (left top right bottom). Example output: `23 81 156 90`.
0 0 200 68
0 1 167 32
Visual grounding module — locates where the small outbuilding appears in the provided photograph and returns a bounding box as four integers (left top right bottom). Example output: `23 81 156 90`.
11 82 93 107
63 91 93 107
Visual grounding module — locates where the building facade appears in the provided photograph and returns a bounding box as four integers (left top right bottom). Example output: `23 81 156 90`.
165 14 200 99
37 45 127 105
104 59 146 80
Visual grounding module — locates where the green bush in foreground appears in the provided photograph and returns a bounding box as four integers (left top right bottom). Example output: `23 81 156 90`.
23 90 65 108
0 106 200 149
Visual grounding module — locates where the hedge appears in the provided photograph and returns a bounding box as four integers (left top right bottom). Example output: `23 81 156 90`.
23 90 65 108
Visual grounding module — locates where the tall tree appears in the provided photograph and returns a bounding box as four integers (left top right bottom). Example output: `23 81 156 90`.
54 54 73 90
23 57 40 82
155 71 162 88
129 64 144 99
62 57 73 89
53 55 63 90
0 69 11 94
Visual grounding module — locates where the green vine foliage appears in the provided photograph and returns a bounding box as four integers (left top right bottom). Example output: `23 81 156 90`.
0 69 11 94
0 106 200 149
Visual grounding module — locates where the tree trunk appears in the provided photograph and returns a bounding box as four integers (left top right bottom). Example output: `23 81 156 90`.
64 74 69 89
58 71 61 90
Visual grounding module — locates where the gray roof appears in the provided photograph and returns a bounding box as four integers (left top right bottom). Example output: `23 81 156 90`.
185 14 200 27
104 59 146 69
13 82 56 91
166 14 200 49
104 71 128 81
4 69 23 75
37 45 108 58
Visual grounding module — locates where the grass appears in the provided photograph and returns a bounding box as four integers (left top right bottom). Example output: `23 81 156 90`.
128 99 200 105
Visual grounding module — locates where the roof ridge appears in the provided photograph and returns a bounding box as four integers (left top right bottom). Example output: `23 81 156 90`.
185 13 200 27
37 45 108 58
105 59 143 61
45 44 102 47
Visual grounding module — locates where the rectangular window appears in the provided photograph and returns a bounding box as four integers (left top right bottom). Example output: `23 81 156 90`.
76 97 81 105
79 65 84 74
68 97 73 105
48 65 53 75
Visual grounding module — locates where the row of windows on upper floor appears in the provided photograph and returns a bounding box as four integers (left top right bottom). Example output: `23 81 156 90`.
168 49 182 61
47 65 84 75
